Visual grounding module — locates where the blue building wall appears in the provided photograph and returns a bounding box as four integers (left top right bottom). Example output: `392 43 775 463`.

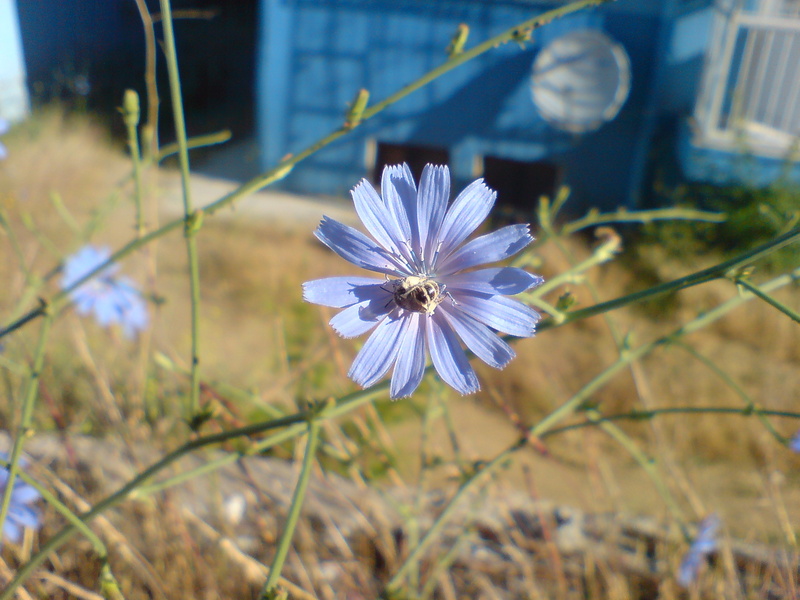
257 0 718 210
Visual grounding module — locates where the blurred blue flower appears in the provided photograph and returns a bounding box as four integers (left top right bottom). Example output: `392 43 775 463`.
62 245 149 338
0 452 42 546
303 164 543 398
678 513 720 586
789 430 800 452
0 118 9 160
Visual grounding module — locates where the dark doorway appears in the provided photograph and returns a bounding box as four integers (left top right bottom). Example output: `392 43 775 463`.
482 156 561 222
373 142 450 184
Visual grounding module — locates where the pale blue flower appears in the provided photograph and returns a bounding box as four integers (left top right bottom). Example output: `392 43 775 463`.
303 164 543 398
0 452 42 546
0 118 9 160
678 513 720 586
62 245 149 338
789 430 800 452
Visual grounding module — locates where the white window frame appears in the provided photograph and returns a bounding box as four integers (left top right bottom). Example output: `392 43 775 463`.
693 0 800 157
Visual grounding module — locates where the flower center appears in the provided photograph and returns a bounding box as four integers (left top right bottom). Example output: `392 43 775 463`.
390 276 445 315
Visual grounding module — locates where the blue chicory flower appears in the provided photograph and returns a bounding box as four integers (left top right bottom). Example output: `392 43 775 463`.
678 513 720 586
789 430 800 452
61 245 149 338
303 163 543 398
0 118 9 160
0 452 42 546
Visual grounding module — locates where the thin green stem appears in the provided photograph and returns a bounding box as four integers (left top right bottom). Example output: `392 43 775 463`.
159 0 202 422
384 442 521 594
547 226 800 330
122 90 145 237
530 266 800 437
561 206 726 235
734 276 800 324
543 406 800 438
260 419 321 597
672 340 784 442
0 312 52 537
584 409 686 522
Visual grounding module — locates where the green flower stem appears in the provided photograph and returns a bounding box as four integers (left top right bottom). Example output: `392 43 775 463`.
385 440 524 595
561 206 726 235
259 419 321 597
159 0 202 423
547 225 800 330
673 341 784 443
0 312 51 540
531 266 800 436
155 129 231 163
544 406 800 437
131 0 159 159
734 276 800 324
122 89 145 237
584 408 686 522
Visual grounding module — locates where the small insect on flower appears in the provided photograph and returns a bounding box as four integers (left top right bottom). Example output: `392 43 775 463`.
0 451 42 547
303 163 543 398
388 276 445 314
61 245 149 339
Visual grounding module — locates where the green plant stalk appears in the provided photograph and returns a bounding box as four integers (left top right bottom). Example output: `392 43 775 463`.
132 0 159 159
672 340 784 442
562 206 726 235
0 313 51 537
549 225 800 330
259 419 321 597
159 0 202 422
419 534 467 600
122 90 145 237
48 192 82 236
734 276 800 324
134 383 391 497
543 406 800 438
541 193 686 519
0 410 311 600
584 408 686 522
385 440 523 594
156 129 231 162
531 266 800 437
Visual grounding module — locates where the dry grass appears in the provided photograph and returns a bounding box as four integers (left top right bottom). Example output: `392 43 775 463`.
1 107 799 598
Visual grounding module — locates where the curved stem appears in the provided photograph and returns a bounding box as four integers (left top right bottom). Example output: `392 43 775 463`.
0 312 52 536
260 419 321 597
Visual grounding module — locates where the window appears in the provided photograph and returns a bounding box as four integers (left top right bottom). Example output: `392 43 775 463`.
694 0 800 156
372 142 449 184
482 156 561 222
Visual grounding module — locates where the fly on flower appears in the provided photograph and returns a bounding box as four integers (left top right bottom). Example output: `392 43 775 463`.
303 163 543 399
61 245 149 339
